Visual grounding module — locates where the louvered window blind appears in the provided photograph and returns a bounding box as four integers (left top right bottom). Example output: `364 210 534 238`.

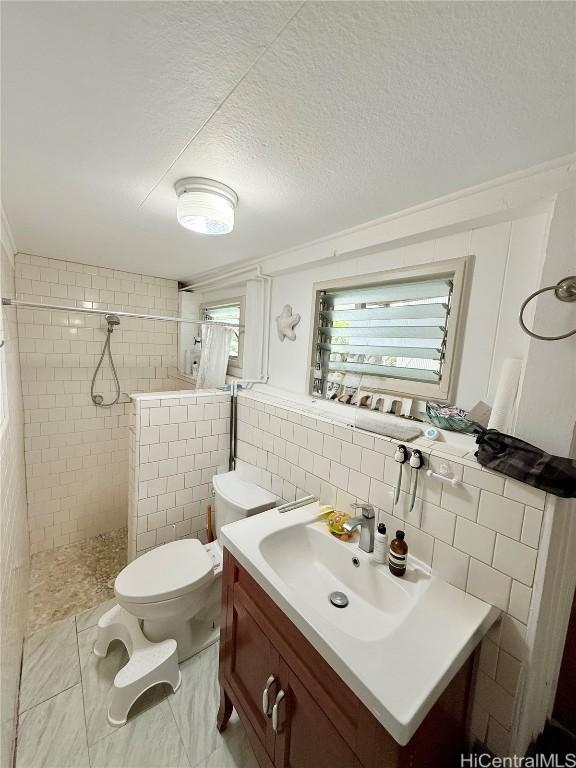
312 275 454 396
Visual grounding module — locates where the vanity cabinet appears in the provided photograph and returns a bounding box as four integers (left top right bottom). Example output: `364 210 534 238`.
218 549 472 768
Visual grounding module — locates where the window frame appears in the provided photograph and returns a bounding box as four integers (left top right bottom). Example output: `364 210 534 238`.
307 256 472 403
200 296 245 377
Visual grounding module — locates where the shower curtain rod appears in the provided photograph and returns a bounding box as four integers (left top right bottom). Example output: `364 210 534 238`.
0 298 244 329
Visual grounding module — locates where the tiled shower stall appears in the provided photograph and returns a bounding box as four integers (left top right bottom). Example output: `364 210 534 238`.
14 253 185 553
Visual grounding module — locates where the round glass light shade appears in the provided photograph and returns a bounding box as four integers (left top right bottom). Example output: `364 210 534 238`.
175 178 238 235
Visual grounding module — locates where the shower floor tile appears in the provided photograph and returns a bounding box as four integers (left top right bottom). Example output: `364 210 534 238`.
16 598 256 768
26 527 127 635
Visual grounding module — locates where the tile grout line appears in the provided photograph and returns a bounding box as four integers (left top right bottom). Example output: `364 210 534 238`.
164 683 188 759
169 645 227 768
166 652 196 768
167 700 194 768
75 613 93 767
12 647 26 768
75 620 124 752
18 680 81 716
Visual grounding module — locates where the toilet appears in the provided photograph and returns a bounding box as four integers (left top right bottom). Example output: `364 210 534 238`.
93 471 277 726
114 471 277 661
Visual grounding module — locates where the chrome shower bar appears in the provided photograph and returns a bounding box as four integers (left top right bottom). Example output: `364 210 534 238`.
1 298 244 329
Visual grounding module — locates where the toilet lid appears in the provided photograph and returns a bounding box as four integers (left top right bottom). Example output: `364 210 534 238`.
115 539 214 604
213 471 277 512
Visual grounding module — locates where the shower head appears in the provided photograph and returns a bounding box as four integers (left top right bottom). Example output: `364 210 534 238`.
105 314 120 332
92 316 122 407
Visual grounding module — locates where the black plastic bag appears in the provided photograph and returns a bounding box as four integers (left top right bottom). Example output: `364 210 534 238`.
475 430 576 499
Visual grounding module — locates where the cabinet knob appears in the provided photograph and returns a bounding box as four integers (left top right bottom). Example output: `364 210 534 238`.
272 689 286 733
262 675 276 716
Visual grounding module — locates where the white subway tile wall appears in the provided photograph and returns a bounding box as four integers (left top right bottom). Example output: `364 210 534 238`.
0 245 30 768
230 389 550 757
14 253 183 553
128 392 230 561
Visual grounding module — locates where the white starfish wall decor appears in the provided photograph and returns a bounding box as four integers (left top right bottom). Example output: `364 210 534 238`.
276 304 301 342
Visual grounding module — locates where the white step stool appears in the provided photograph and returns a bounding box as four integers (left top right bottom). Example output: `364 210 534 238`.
93 603 181 726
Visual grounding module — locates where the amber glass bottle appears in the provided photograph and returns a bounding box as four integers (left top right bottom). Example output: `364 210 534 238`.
389 530 408 577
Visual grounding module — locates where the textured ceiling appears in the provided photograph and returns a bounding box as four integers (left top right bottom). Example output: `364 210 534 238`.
2 1 574 280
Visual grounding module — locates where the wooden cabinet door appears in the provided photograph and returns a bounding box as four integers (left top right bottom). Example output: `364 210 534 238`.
225 580 278 758
554 588 576 734
274 658 361 768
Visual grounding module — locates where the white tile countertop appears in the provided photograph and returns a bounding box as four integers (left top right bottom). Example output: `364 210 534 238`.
239 385 482 464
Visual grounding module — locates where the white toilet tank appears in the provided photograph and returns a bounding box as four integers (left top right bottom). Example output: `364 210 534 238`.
212 471 277 540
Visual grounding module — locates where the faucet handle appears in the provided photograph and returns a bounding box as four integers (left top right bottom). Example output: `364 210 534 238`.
350 502 375 518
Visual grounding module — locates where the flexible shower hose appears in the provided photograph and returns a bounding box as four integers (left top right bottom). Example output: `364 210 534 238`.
91 327 121 407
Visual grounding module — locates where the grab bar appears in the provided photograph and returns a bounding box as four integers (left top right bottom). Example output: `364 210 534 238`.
425 469 459 487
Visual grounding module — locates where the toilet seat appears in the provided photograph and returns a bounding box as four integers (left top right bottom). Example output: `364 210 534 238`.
115 539 214 605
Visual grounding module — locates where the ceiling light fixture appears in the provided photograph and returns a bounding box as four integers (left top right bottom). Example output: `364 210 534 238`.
174 177 238 235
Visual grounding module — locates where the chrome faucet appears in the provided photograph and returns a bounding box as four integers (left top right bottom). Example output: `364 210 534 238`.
343 503 375 553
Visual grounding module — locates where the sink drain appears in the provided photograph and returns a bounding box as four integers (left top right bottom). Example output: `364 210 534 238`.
329 591 349 608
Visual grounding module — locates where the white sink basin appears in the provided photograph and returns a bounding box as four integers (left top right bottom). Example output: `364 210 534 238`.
221 501 499 746
259 522 426 643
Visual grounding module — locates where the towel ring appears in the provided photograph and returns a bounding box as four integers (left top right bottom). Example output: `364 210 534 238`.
519 276 576 341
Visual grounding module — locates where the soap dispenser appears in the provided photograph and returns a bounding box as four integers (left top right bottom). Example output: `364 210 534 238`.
373 523 388 564
389 530 408 577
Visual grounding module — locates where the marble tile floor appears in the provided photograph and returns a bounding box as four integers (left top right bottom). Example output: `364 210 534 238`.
26 528 128 635
16 599 258 768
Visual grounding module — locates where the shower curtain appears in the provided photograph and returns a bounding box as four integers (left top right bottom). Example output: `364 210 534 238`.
196 323 233 389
